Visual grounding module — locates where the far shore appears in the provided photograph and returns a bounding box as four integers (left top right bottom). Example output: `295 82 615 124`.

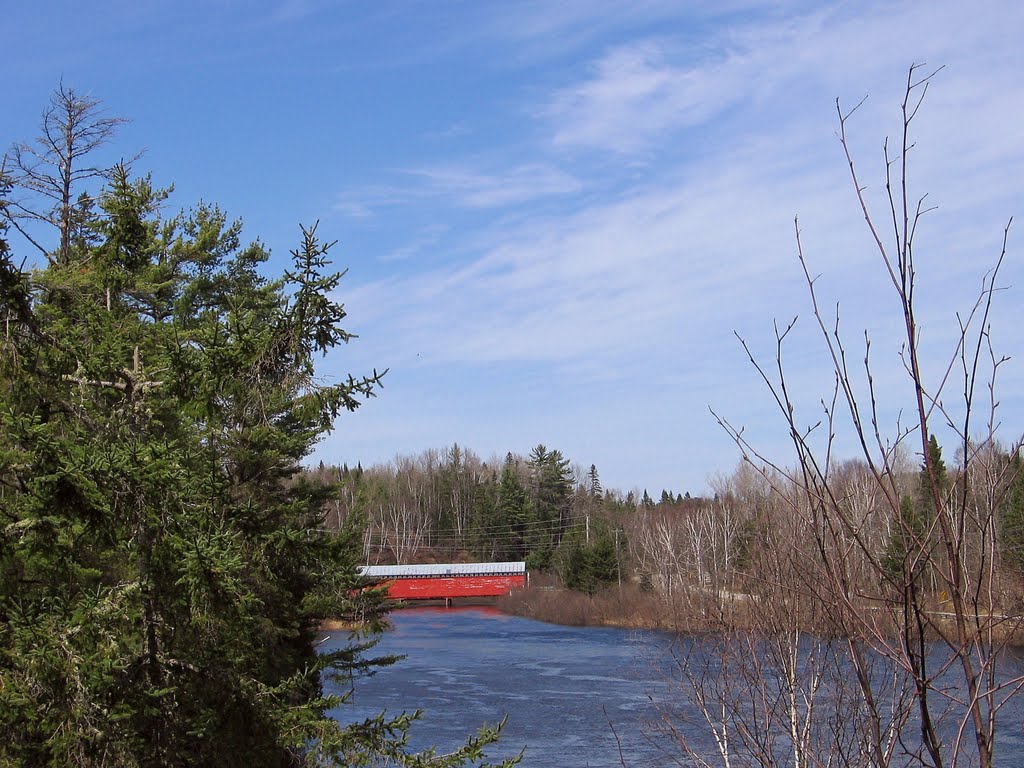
494 584 1024 647
321 583 1024 646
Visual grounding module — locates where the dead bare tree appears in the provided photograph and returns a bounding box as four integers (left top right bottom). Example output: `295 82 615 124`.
655 471 904 768
664 65 1023 768
3 83 129 263
361 459 435 564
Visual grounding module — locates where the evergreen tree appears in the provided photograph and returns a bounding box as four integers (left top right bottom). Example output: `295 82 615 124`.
587 464 602 499
0 94 514 767
496 454 529 561
557 530 620 596
919 434 949 518
882 437 947 591
470 469 501 559
1001 451 1024 573
526 444 572 559
588 532 621 589
558 536 588 593
882 494 927 586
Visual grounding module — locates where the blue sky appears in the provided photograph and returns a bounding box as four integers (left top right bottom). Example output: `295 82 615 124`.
5 1 1024 496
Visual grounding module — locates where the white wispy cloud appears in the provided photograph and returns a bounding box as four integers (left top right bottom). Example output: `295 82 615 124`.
545 40 742 154
378 224 449 264
540 1 1024 160
473 0 794 65
406 163 583 208
334 161 582 217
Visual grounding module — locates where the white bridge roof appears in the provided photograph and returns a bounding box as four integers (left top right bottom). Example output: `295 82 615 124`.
358 561 526 578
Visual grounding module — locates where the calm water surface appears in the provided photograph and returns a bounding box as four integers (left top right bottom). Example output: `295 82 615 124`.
321 606 676 766
320 606 1024 767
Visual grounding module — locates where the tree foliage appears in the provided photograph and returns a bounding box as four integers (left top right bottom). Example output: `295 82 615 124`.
0 86 515 768
557 531 620 596
1002 451 1024 573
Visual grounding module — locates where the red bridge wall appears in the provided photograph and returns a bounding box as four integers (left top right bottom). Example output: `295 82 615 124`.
380 574 526 600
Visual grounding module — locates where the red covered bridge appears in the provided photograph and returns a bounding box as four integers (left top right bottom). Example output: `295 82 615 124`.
358 562 527 602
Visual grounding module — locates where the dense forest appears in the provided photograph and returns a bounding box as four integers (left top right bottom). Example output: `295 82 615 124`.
310 445 637 594
308 439 1024 607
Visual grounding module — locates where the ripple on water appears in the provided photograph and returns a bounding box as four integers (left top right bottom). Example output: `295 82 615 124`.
320 607 1024 768
322 607 678 767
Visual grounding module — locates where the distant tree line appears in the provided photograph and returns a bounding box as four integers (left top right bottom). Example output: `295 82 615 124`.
306 444 675 596
310 436 1024 611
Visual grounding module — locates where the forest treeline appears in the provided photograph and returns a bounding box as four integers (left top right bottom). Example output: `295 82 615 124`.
309 444 638 595
307 438 1024 607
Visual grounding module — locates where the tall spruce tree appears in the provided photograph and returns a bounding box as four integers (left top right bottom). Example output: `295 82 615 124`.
1001 450 1024 573
526 445 572 565
496 454 529 560
882 437 947 593
587 464 601 499
0 90 515 768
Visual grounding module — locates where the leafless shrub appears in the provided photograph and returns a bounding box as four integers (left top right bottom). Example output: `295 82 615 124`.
665 65 1023 768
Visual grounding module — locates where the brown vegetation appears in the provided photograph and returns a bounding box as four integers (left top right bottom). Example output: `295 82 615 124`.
496 575 668 629
659 66 1024 768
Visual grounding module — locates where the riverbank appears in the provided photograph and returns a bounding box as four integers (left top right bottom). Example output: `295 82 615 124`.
493 579 1024 644
326 573 1024 643
493 577 685 631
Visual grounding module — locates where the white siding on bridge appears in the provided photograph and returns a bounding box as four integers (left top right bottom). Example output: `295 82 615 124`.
358 562 526 579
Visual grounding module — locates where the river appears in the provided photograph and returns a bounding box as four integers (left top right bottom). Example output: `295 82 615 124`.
321 606 675 765
319 606 1024 767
